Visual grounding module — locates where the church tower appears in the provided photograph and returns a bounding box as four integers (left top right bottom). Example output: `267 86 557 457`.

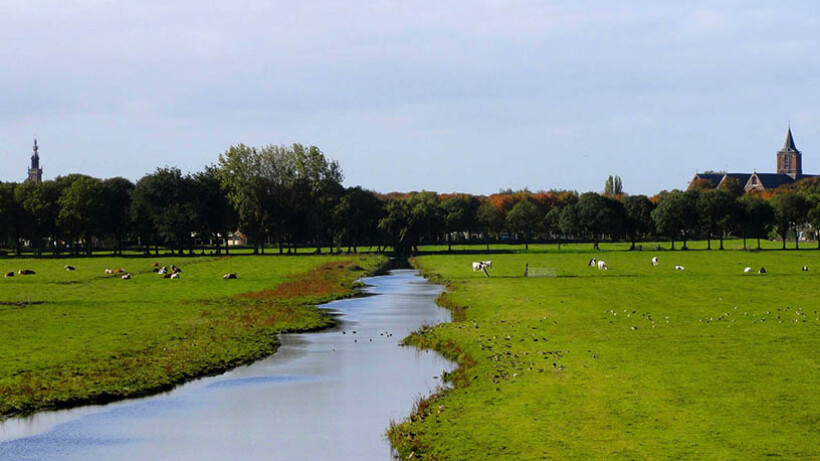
27 139 43 184
776 127 802 179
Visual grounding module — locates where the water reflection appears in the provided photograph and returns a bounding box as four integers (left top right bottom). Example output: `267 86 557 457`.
0 269 454 460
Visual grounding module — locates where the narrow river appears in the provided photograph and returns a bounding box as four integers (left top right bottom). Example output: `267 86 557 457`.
0 269 454 461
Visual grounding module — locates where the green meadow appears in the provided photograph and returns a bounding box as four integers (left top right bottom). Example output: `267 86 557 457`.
390 243 820 460
0 254 384 418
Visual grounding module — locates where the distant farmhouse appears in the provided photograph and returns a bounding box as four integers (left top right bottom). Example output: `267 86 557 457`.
688 127 814 192
26 139 43 184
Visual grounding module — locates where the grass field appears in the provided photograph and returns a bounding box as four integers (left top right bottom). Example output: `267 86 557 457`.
389 244 820 460
0 254 384 418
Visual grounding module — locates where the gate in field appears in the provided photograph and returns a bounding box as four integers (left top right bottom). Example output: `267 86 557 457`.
524 264 557 278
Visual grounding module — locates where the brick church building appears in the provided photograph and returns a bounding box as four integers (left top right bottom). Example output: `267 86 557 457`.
688 127 814 192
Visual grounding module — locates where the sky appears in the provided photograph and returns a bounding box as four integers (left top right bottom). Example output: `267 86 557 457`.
1 1 818 195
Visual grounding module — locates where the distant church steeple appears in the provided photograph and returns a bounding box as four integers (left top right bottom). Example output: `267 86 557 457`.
27 138 43 184
776 126 802 179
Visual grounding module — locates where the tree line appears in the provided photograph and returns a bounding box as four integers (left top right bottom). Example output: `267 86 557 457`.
3 145 820 256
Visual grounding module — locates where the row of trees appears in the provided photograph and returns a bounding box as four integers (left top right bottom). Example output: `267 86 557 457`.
3 144 820 256
0 144 383 256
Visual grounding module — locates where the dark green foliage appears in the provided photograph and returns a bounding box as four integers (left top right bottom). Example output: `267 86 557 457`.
622 195 655 249
652 190 699 249
506 200 540 250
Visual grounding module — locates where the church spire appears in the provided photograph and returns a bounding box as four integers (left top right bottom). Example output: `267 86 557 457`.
27 138 43 184
782 126 797 152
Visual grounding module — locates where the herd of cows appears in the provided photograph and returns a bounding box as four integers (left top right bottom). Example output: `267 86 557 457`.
468 257 810 276
4 264 239 280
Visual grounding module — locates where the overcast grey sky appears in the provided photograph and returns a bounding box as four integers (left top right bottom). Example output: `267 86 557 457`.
1 1 818 195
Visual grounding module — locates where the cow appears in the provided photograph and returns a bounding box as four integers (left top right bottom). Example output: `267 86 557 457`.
152 262 159 268
597 260 608 270
163 273 173 279
18 269 35 275
758 267 767 274
223 272 237 279
121 273 131 280
588 258 597 267
4 272 14 278
113 268 125 275
472 262 484 271
482 261 493 270
651 257 658 266
744 267 752 273
170 273 180 279
104 268 113 274
64 265 75 271
675 265 685 271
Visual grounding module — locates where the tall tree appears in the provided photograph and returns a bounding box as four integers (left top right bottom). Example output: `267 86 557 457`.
441 195 479 252
292 144 344 253
101 177 135 255
334 187 384 253
738 195 773 250
14 179 67 255
577 192 624 250
698 189 738 250
771 192 810 249
57 176 107 255
558 204 580 242
0 182 28 255
192 167 236 255
131 167 198 255
217 144 267 253
477 200 504 251
506 200 540 250
604 175 623 196
622 195 655 250
652 190 698 250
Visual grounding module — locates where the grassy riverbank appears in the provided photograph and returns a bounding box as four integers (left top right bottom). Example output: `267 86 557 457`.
389 245 820 460
0 254 384 418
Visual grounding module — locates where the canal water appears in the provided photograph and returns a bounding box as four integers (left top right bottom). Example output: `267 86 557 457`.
0 269 454 460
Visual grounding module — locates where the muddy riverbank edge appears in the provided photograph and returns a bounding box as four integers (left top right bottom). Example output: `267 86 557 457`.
387 257 476 460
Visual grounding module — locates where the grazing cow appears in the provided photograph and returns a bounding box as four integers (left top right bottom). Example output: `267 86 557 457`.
651 257 658 266
170 273 180 279
675 265 685 271
744 267 752 273
121 273 131 280
588 258 597 267
18 269 35 275
597 260 608 270
482 261 493 270
223 272 237 279
4 272 14 278
472 262 483 271
758 267 767 274
64 265 75 271
104 268 113 274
